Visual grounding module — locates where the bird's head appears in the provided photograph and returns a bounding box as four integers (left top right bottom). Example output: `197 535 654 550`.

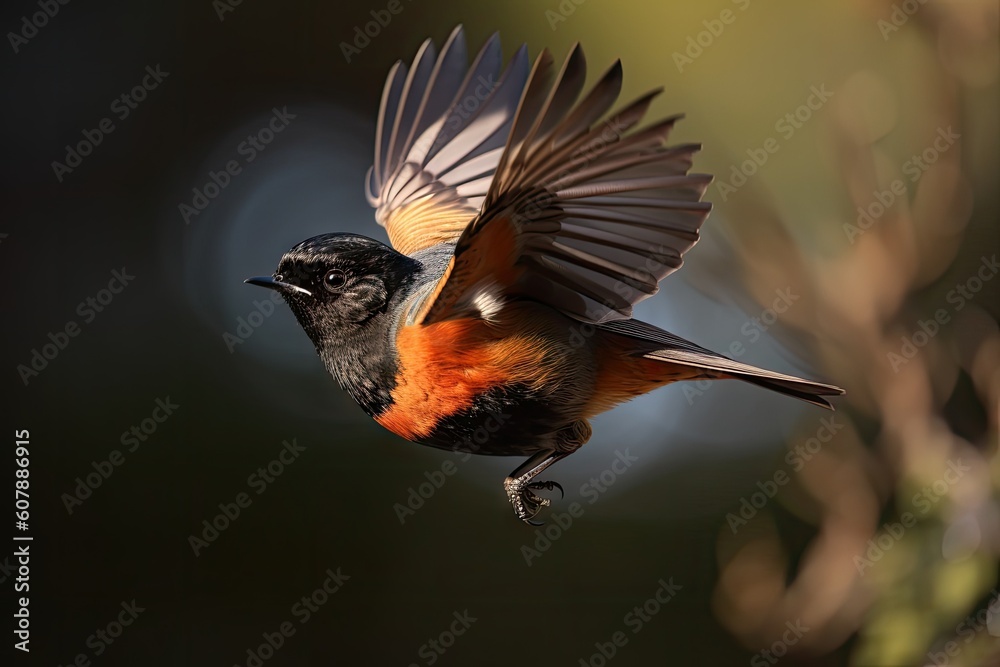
246 233 419 349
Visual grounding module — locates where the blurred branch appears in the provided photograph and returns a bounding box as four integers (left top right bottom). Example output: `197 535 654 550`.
705 2 999 665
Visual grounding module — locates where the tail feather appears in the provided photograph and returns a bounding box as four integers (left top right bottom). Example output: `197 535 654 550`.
737 376 839 410
598 318 845 410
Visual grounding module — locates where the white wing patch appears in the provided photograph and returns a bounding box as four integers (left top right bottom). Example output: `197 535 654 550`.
470 280 505 322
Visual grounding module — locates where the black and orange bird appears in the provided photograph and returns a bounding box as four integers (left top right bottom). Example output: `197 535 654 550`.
247 27 844 524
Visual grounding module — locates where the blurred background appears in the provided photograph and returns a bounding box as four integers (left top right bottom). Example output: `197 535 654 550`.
2 0 997 665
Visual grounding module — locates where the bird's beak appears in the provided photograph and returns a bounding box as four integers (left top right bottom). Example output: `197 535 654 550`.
244 276 313 297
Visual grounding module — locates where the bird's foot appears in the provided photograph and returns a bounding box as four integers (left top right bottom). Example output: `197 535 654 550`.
504 475 564 525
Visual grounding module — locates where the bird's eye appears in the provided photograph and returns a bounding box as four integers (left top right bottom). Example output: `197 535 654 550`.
323 269 347 291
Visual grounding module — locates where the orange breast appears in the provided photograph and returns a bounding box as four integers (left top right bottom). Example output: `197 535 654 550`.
375 318 555 441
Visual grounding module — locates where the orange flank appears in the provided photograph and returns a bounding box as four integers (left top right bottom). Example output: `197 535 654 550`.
375 317 556 441
582 332 709 418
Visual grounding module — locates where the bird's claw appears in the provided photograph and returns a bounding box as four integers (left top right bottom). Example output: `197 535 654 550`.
504 476 563 524
530 480 564 499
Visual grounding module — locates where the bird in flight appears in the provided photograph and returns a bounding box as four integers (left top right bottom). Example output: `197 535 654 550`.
247 26 844 524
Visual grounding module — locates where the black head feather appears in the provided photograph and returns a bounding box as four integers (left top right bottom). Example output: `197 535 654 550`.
255 233 422 415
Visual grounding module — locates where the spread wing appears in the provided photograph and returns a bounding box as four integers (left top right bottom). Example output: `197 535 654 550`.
366 26 531 256
412 42 713 326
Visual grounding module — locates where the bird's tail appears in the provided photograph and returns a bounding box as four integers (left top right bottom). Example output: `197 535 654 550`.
597 319 845 410
698 362 843 410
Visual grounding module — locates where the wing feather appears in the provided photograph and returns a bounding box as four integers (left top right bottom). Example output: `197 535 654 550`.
416 42 713 324
367 27 532 256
